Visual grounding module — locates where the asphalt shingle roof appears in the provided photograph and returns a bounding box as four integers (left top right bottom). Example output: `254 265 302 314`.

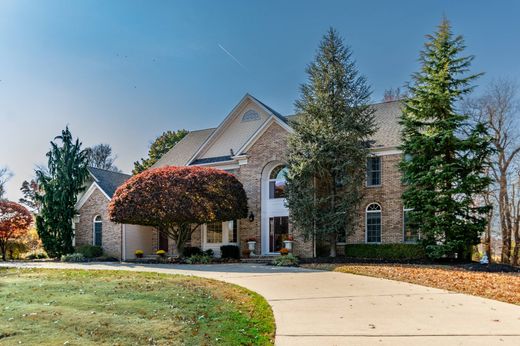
87 167 131 198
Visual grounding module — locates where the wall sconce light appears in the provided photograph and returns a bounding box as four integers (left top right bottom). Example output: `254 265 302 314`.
248 212 255 222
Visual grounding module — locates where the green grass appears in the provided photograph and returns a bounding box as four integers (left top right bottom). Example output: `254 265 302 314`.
0 268 274 345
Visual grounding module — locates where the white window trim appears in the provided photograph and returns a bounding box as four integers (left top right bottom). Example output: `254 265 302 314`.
366 156 382 188
203 220 239 247
93 215 102 246
365 203 382 244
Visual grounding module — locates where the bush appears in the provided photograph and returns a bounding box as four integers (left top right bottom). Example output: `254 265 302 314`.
344 244 427 260
76 245 103 258
185 254 211 264
135 249 144 258
204 249 214 257
272 253 299 267
24 251 48 260
156 249 166 257
220 245 240 259
61 253 86 262
183 247 202 257
279 248 289 256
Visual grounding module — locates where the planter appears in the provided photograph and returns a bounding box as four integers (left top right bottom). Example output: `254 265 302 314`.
283 240 294 251
247 241 256 256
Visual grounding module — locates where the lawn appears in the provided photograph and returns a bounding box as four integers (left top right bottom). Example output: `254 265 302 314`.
0 268 274 345
302 263 520 305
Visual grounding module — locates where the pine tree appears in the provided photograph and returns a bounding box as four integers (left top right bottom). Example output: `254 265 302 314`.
286 28 377 257
400 18 492 260
36 127 90 257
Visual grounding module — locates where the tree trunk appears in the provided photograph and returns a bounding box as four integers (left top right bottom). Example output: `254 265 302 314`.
0 240 6 261
499 173 512 263
175 223 193 257
329 233 337 257
513 223 520 266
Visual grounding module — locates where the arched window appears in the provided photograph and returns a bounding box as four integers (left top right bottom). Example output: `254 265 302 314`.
269 165 288 199
366 203 381 243
242 109 260 122
93 215 102 246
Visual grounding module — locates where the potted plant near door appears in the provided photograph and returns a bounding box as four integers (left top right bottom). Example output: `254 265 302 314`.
283 234 294 252
246 237 257 256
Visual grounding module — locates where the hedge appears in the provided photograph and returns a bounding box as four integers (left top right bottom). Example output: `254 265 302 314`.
75 245 103 258
220 245 240 259
344 243 427 260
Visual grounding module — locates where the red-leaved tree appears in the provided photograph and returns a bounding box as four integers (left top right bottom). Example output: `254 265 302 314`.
109 166 248 255
0 201 33 261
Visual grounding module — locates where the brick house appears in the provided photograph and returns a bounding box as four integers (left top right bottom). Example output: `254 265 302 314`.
74 94 415 259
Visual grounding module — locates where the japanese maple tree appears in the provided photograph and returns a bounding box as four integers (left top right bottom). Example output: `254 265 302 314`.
109 166 248 255
0 201 33 261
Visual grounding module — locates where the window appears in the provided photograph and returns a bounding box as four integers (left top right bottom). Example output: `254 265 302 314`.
367 157 381 187
242 109 260 122
206 222 222 243
366 203 381 243
228 220 238 243
93 215 102 246
403 208 419 242
269 165 288 199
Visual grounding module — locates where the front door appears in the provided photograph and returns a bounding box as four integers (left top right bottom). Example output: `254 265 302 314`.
159 232 169 252
269 216 288 252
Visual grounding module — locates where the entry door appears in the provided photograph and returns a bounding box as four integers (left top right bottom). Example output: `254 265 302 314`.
159 233 169 252
269 216 289 252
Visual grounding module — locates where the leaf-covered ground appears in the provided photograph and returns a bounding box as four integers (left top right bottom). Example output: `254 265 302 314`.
302 263 520 305
0 268 274 345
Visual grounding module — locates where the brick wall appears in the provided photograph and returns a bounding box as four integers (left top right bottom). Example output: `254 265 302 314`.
75 188 122 258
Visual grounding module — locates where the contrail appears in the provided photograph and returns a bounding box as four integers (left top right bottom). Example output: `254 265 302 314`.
218 44 247 71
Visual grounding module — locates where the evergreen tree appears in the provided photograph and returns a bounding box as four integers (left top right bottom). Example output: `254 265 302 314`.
400 18 492 260
133 130 188 174
286 28 377 257
35 127 90 257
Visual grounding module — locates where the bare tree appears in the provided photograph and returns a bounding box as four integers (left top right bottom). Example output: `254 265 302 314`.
466 79 520 264
0 167 12 200
382 87 408 102
86 144 120 172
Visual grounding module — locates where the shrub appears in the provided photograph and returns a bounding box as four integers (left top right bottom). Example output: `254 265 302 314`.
76 245 103 258
204 249 214 258
220 245 240 259
24 251 48 260
279 248 289 256
344 244 427 260
186 254 211 264
156 249 166 257
61 253 86 262
183 247 202 257
135 249 144 258
272 253 299 267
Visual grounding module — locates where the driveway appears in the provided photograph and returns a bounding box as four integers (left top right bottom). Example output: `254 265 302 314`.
2 261 520 345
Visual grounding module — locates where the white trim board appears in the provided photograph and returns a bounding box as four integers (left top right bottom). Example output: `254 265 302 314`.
75 182 111 210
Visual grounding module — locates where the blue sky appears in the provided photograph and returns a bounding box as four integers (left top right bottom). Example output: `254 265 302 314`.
1 0 519 201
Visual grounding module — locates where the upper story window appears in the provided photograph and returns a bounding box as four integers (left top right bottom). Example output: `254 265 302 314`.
93 215 102 247
367 156 381 187
242 109 260 122
269 165 288 199
366 203 382 243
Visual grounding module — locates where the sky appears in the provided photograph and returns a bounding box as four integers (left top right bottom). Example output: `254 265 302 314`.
1 0 519 202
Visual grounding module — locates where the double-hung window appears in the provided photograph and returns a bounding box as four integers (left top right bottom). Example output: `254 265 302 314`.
367 157 381 187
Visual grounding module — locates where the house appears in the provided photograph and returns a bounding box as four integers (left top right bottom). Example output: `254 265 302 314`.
74 94 413 259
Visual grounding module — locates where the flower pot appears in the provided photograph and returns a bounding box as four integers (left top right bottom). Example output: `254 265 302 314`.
247 241 256 256
283 240 294 251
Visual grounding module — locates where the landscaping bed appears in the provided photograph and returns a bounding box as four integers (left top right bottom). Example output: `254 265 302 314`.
302 263 520 305
0 268 274 345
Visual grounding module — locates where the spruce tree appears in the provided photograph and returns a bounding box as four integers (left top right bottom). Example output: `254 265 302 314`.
400 18 492 260
286 28 377 257
36 127 90 257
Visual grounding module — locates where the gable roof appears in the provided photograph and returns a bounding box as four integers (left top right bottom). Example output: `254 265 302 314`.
152 128 216 168
154 97 403 169
87 167 131 198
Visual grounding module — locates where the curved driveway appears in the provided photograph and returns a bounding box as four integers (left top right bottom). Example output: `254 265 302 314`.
2 262 520 345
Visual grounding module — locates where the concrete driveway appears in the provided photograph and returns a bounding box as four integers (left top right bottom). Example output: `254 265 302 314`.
2 261 520 345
